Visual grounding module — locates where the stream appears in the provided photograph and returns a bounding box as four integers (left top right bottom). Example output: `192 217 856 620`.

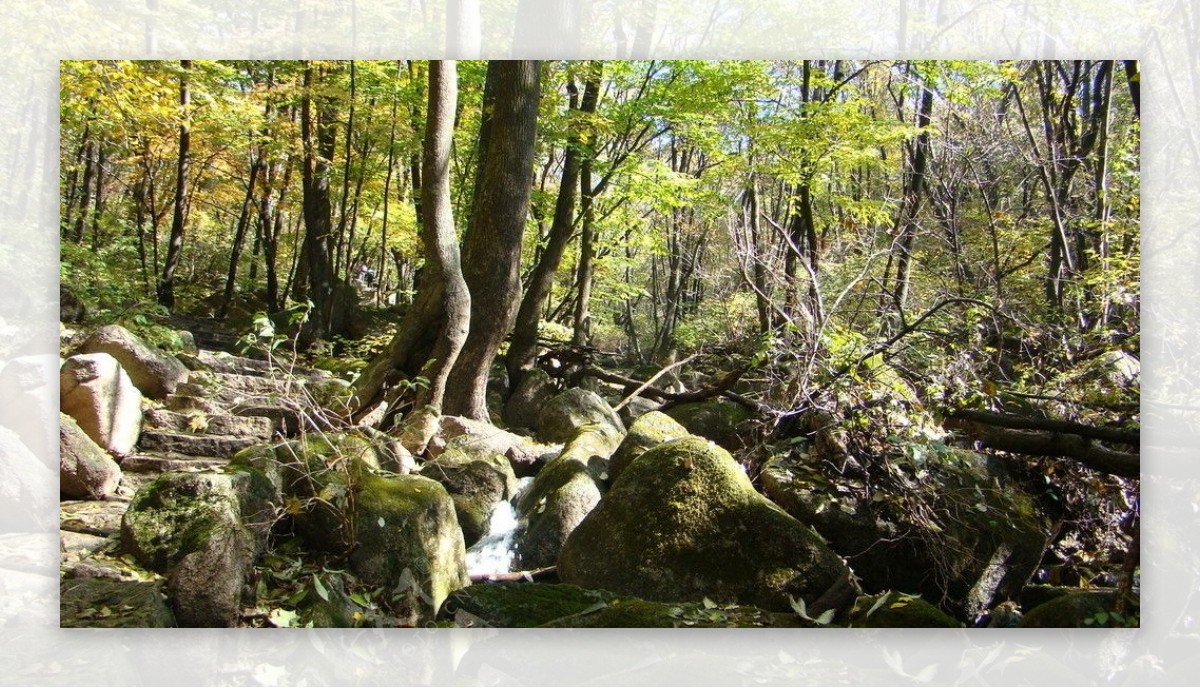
465 476 535 577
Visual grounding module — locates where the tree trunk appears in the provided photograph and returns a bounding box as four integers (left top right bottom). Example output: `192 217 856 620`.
571 153 597 346
508 62 601 386
443 60 541 421
413 60 470 414
157 59 191 310
218 156 263 319
890 69 934 315
298 62 337 347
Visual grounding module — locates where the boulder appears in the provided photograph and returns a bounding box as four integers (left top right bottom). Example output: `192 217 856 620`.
427 414 558 478
664 400 754 451
515 423 623 569
558 437 856 613
608 411 690 483
75 324 188 399
421 451 519 546
503 368 554 430
60 353 143 455
760 446 1049 619
349 474 471 622
120 468 278 626
617 396 660 426
537 388 625 443
59 412 122 500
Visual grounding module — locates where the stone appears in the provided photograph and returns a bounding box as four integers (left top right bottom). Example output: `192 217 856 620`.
515 423 623 569
503 368 554 430
120 468 279 626
558 437 856 614
421 451 519 546
440 582 618 628
608 411 690 483
60 353 143 456
664 400 754 451
1019 589 1124 628
75 324 188 399
138 430 261 458
60 577 176 628
59 412 122 500
536 388 625 443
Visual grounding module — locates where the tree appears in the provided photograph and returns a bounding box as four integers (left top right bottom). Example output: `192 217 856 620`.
157 59 191 310
443 60 541 420
297 61 337 347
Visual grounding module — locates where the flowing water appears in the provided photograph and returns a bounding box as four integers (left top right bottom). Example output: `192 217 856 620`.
465 477 535 577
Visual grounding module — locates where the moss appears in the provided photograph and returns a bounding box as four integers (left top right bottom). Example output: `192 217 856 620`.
848 592 962 628
558 437 852 613
540 597 812 628
1020 589 1123 628
60 577 176 628
538 388 625 443
441 583 618 627
121 473 243 573
608 411 690 483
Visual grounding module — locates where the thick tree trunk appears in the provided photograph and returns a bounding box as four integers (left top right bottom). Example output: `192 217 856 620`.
443 60 541 421
157 59 191 310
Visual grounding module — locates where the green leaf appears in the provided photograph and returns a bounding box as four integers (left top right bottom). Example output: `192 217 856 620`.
268 608 299 628
312 574 329 602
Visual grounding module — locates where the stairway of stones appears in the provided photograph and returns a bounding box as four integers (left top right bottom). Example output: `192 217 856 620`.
60 342 339 584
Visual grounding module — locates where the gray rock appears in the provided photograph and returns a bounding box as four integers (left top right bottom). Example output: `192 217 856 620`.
503 368 554 430
59 412 122 499
76 324 188 399
60 353 143 455
537 388 625 443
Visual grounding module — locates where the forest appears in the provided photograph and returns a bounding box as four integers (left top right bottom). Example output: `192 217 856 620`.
58 59 1140 629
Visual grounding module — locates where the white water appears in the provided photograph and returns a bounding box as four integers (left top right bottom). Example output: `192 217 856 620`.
465 477 535 577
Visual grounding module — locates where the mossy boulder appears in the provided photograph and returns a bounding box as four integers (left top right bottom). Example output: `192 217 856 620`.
1019 589 1124 628
119 468 278 626
558 437 856 613
664 400 754 451
608 411 690 483
537 388 625 443
421 450 519 546
761 446 1049 619
60 577 176 628
515 423 622 569
847 591 961 628
441 582 618 627
350 473 470 620
541 597 813 628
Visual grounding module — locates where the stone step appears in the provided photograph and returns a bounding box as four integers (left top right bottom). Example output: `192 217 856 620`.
186 370 293 395
174 380 283 406
60 500 129 538
120 452 231 474
181 349 331 380
144 408 279 438
138 431 261 458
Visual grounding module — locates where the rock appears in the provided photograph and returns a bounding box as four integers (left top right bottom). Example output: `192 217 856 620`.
61 499 129 538
608 411 690 483
60 284 87 323
60 577 176 628
427 414 558 478
0 425 56 531
847 591 961 627
760 446 1049 619
1019 589 1123 627
138 430 261 458
234 437 470 622
515 423 623 569
617 396 660 426
441 582 618 628
503 368 554 430
175 330 199 355
540 597 812 629
59 412 122 499
558 437 856 613
143 408 278 438
348 474 471 622
60 353 143 455
536 388 625 443
75 324 188 399
120 468 279 626
664 400 754 451
421 451 519 546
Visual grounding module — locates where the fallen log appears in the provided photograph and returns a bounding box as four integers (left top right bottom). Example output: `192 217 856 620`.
943 416 1139 479
947 409 1138 445
579 364 764 413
